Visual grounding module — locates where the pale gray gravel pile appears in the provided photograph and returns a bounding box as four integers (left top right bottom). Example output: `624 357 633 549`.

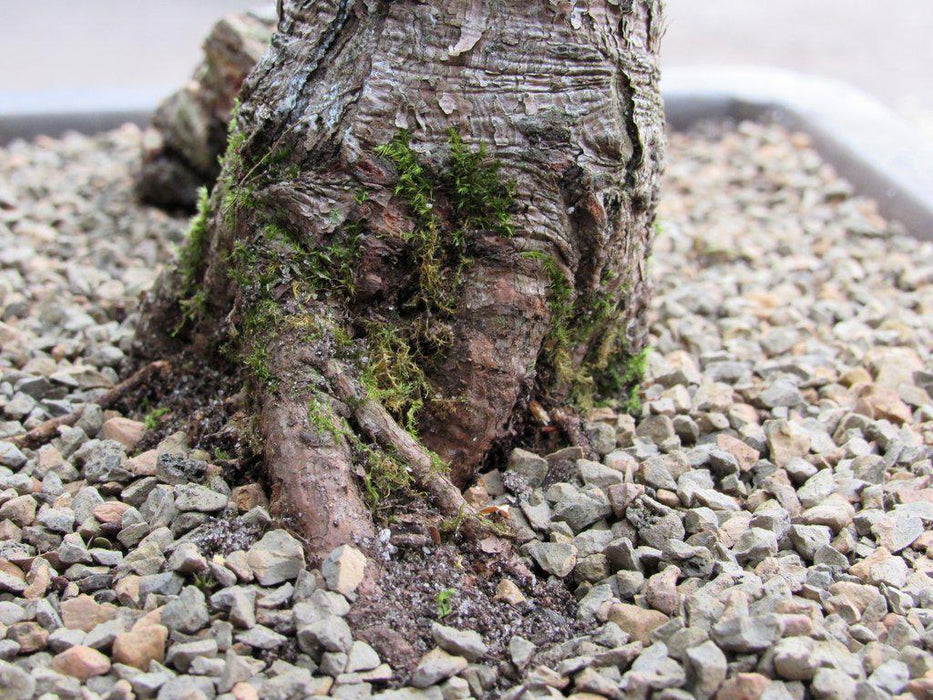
0 121 932 700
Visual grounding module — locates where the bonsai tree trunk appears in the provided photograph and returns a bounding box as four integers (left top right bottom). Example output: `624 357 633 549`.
140 0 666 558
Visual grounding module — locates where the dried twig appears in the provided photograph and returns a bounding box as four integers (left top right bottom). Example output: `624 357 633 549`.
10 360 171 449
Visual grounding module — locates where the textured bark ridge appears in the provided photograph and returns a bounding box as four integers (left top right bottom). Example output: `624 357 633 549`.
137 8 276 209
143 0 665 555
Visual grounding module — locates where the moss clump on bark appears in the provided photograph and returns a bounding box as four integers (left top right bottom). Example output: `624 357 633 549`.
375 128 516 315
520 251 647 413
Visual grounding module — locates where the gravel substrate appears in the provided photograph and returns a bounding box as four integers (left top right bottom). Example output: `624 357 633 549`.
0 120 932 700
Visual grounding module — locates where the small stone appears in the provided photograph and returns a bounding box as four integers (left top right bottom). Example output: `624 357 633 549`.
811 668 856 700
764 419 810 467
166 639 218 672
158 675 214 699
232 681 260 700
527 541 577 577
51 645 111 681
346 640 381 673
712 614 781 652
579 459 625 488
772 636 817 680
431 623 488 661
48 627 85 653
321 545 367 597
218 650 265 693
636 414 678 445
715 434 759 472
167 541 209 573
507 448 548 486
685 640 726 699
247 529 305 585
716 672 771 700
789 524 832 561
411 648 469 688
607 603 668 644
162 586 210 633
494 579 526 605
874 513 924 552
553 489 611 531
509 635 537 669
732 527 778 565
174 483 228 512
585 421 617 455
0 494 36 527
61 594 117 632
236 624 286 650
23 557 52 600
81 440 132 483
36 506 75 533
7 621 48 653
800 494 855 533
0 561 25 594
868 659 909 695
645 565 681 615
297 614 353 654
92 501 129 525
230 483 268 512
0 442 27 468
100 417 146 450
607 482 645 517
155 452 208 485
637 457 678 491
0 659 35 698
58 531 92 564
112 625 168 670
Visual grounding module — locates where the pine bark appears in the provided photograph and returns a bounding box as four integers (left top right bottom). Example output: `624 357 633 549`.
141 0 665 556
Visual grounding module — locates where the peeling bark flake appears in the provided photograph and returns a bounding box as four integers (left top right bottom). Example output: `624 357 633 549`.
438 94 457 115
447 0 486 57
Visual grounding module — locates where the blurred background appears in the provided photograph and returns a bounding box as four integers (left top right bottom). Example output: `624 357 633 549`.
1 0 931 138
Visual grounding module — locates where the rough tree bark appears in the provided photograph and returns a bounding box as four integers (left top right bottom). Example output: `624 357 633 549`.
140 0 665 558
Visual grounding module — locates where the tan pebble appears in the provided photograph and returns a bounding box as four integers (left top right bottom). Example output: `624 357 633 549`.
60 594 118 632
607 603 668 645
131 606 164 631
716 672 771 700
100 417 147 450
127 449 158 476
494 579 526 606
114 575 141 607
23 558 51 599
112 625 168 670
52 646 111 681
93 501 129 524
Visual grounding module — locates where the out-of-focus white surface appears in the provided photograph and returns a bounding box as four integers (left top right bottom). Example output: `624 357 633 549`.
1 1 931 137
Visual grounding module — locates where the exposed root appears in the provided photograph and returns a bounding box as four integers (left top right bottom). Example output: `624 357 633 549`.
257 337 376 559
324 359 512 543
10 360 172 449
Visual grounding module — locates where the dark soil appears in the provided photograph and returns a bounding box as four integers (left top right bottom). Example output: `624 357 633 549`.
114 349 265 488
349 537 589 695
